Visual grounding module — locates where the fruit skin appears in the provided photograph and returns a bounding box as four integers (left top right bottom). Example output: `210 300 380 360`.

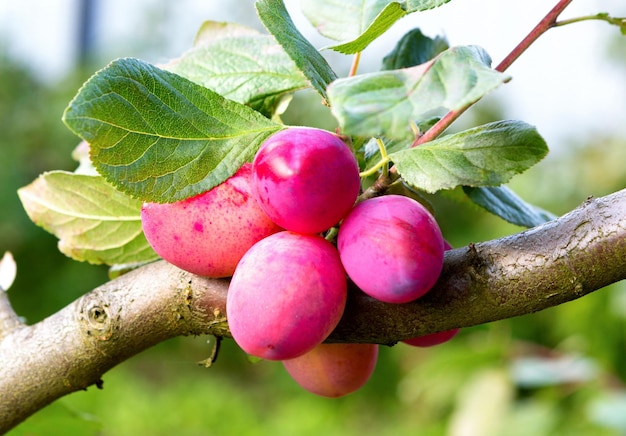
282 343 379 398
402 329 459 347
252 127 360 234
337 194 444 304
226 231 347 360
140 163 281 278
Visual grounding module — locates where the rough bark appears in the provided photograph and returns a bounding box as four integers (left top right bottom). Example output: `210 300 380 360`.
1 189 626 432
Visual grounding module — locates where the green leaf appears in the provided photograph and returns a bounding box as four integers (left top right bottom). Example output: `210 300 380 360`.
390 120 549 193
382 28 449 69
63 58 282 203
327 46 510 140
302 0 453 54
405 0 453 8
323 3 407 54
303 0 394 43
17 171 158 266
164 21 309 118
464 185 557 228
256 0 338 99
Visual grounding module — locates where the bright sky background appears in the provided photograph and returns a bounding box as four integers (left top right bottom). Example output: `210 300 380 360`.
1 0 625 153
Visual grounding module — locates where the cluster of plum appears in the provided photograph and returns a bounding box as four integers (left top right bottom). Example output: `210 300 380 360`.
141 127 457 398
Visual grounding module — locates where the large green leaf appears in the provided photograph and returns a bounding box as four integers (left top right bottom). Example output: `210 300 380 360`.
391 120 548 193
164 21 309 118
256 0 337 99
464 185 557 228
63 58 282 203
327 46 509 140
330 4 405 54
17 171 158 266
382 28 449 70
302 0 453 54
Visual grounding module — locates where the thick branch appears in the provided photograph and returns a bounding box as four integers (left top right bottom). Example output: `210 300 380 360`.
2 189 626 432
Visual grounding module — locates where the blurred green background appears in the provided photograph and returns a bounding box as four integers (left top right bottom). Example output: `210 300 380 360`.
2 1 626 435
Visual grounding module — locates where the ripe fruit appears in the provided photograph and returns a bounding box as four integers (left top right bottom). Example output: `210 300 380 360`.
140 163 281 277
282 343 379 398
252 127 360 234
402 329 460 347
337 194 444 304
226 231 347 360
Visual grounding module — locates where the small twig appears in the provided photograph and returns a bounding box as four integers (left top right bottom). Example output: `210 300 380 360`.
357 167 399 202
412 110 459 147
198 336 222 368
495 0 575 72
554 13 626 33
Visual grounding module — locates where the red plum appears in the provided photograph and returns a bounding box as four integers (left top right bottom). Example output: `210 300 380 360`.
226 231 347 360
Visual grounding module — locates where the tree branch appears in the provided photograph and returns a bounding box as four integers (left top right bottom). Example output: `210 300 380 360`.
0 291 23 340
2 189 626 432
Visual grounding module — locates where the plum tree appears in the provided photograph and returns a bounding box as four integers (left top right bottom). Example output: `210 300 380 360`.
140 163 282 277
226 231 347 360
252 127 360 234
3 0 626 432
282 343 379 398
337 195 444 304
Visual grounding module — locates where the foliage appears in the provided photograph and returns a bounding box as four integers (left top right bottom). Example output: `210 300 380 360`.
18 172 156 265
20 0 558 267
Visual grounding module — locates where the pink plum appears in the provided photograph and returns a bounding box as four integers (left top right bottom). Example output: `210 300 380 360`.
337 194 444 304
402 329 460 347
226 231 347 360
252 127 360 234
282 343 379 398
140 163 282 277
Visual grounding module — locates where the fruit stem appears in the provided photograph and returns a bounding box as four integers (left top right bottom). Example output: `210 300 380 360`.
349 52 362 77
324 226 339 243
359 138 390 178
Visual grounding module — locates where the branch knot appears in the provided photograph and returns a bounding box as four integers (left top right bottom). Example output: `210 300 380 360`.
77 291 116 341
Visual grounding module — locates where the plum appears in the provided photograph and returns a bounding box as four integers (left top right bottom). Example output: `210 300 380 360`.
252 127 360 234
226 231 347 360
337 194 444 304
282 343 379 398
402 329 460 347
140 163 282 277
